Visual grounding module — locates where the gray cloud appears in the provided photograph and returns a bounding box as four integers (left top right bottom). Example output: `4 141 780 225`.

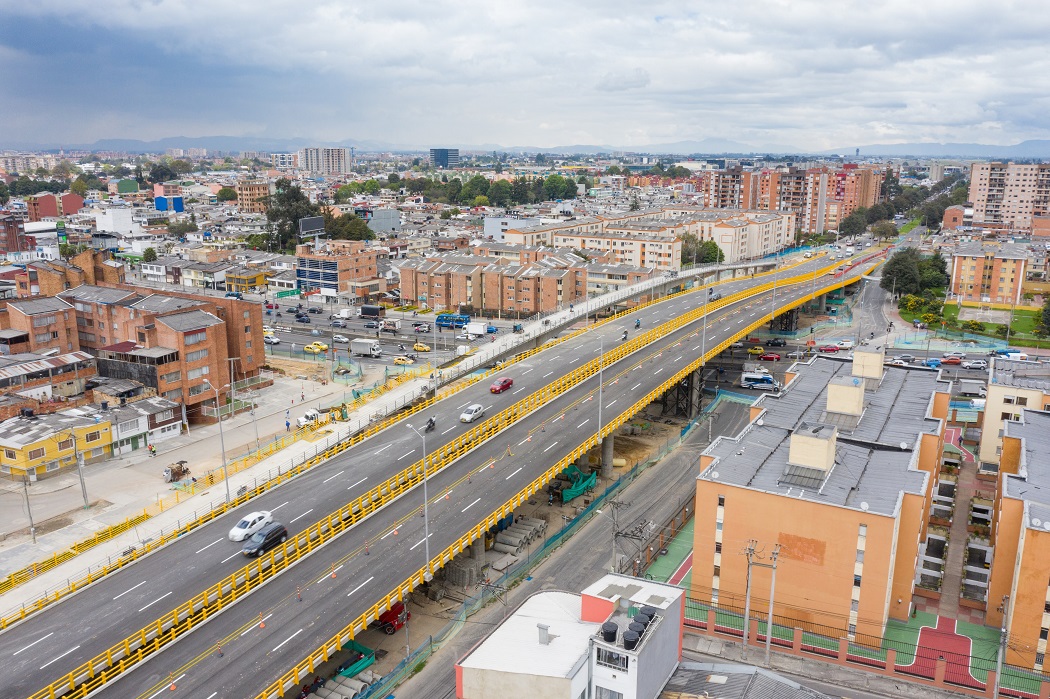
0 0 1048 149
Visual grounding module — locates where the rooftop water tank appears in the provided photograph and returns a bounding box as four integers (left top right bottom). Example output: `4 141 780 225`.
623 630 639 651
601 622 617 643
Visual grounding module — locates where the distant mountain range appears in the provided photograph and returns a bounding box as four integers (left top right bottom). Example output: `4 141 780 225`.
10 135 1050 159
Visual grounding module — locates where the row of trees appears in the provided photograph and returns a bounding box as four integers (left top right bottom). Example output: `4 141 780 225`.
835 174 968 239
397 174 580 207
681 234 725 266
879 248 948 296
250 179 374 251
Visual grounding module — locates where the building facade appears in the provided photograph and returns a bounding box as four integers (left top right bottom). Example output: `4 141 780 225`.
949 243 1027 304
969 162 1050 231
429 148 460 169
298 147 350 175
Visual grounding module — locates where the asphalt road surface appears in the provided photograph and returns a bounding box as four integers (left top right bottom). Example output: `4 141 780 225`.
9 257 879 699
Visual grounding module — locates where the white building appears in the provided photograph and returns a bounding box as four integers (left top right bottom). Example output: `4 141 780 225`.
94 208 141 235
456 574 683 699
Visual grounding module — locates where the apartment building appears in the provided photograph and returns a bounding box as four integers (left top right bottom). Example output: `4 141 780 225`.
949 243 1027 304
224 266 271 293
0 409 112 480
969 162 1050 231
0 350 97 418
693 352 947 639
501 217 603 247
991 409 1050 670
551 228 681 270
298 147 350 175
235 179 272 214
977 359 1050 471
270 153 298 170
429 148 460 169
26 193 59 222
1 296 78 354
0 212 26 255
295 242 380 298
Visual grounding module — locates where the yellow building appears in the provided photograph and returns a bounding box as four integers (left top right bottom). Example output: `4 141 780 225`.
989 409 1050 670
225 266 271 294
977 359 1050 470
692 351 948 640
0 411 113 480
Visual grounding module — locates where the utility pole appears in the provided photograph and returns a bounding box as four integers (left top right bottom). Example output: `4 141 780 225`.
743 540 783 663
994 594 1010 699
742 539 757 654
22 474 37 544
764 544 782 665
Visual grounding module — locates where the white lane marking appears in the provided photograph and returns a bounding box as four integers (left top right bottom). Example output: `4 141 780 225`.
512 387 525 394
543 441 559 453
381 530 394 540
112 581 147 601
543 371 553 378
242 614 273 635
348 477 367 489
505 467 522 480
570 357 581 363
289 509 314 524
457 401 470 409
737 319 745 324
410 533 432 551
485 405 494 412
462 498 480 513
374 444 392 455
551 355 560 360
654 368 662 374
138 591 173 613
316 565 343 584
521 368 533 375
272 501 289 511
206 694 217 699
13 632 53 655
272 629 303 652
674 356 683 362
195 538 223 554
692 345 701 351
605 400 617 409
631 383 641 390
322 470 344 484
397 450 416 461
577 419 589 428
518 437 530 446
146 675 186 699
39 645 80 670
347 576 374 598
221 551 242 564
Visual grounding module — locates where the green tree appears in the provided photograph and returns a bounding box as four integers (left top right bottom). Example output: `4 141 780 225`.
871 220 897 240
142 247 158 262
510 177 530 204
487 180 512 207
387 173 400 184
362 179 381 195
1042 296 1050 331
264 178 321 250
472 195 490 207
171 159 194 175
917 251 948 290
167 221 199 236
216 187 237 202
323 210 374 240
839 210 868 237
994 324 1010 338
920 312 940 326
0 181 8 205
962 320 985 333
460 175 489 204
880 249 922 296
698 240 724 263
70 179 88 197
149 163 176 183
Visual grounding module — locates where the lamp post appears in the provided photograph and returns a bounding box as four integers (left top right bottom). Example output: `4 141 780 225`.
406 423 432 580
247 389 260 450
205 381 232 504
58 428 89 509
597 334 604 453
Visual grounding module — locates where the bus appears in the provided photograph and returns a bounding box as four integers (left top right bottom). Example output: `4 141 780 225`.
741 372 781 391
435 313 471 329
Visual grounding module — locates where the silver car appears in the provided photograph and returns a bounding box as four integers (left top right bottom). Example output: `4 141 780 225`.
228 510 273 542
459 404 485 423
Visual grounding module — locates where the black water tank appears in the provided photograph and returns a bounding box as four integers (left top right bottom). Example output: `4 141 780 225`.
623 630 639 651
101 401 109 411
601 622 617 643
628 621 645 638
634 613 650 629
641 605 659 620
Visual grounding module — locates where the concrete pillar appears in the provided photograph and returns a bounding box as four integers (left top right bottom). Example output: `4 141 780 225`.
601 434 614 478
469 541 485 564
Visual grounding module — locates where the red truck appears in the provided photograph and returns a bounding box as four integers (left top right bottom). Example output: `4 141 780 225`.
373 601 410 634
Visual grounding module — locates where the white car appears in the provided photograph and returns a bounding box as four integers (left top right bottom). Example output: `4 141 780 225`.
460 403 485 423
836 340 854 349
943 351 967 359
263 335 280 345
228 510 273 541
332 334 350 343
962 360 988 370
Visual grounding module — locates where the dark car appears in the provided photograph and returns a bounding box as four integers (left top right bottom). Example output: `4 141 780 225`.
490 377 514 394
330 320 347 328
295 316 311 324
286 306 299 313
767 338 787 347
308 307 323 314
224 291 243 299
241 522 288 557
363 320 380 329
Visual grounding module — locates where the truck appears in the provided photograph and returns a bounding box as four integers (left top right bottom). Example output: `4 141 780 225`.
741 372 781 391
465 321 487 338
296 409 321 428
380 318 401 334
359 304 385 319
332 308 355 319
350 339 383 358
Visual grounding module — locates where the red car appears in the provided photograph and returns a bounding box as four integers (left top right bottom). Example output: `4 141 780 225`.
940 356 962 365
758 353 781 361
265 302 279 309
818 345 839 353
490 377 514 394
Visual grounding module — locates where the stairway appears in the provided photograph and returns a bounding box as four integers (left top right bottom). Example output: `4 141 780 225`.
939 461 979 618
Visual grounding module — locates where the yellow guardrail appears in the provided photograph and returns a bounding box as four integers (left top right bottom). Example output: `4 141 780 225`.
256 262 853 698
26 264 823 699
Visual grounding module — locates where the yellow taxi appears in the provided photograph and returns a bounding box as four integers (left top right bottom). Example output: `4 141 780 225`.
393 356 415 365
747 346 765 355
307 341 328 352
413 342 431 352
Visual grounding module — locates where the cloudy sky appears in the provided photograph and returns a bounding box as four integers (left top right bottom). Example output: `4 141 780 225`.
2 0 1048 151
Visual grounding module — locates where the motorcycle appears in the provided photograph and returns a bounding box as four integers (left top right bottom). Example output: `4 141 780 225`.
635 319 641 329
425 418 436 433
621 331 629 341
398 344 406 351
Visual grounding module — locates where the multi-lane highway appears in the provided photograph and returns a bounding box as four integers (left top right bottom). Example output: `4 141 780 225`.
10 257 877 699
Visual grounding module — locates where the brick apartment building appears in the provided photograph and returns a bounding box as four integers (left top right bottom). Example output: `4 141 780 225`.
0 296 79 354
0 350 97 419
25 192 85 222
969 162 1050 231
295 242 380 297
235 179 272 214
0 212 26 255
949 242 1027 304
14 249 126 298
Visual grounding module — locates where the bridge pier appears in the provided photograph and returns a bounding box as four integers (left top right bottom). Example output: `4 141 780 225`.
601 435 615 479
661 368 703 419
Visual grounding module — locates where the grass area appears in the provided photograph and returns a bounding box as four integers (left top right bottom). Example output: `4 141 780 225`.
900 218 921 234
899 303 1050 349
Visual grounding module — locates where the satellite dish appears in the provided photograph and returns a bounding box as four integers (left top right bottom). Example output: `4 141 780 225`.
853 377 861 386
900 441 908 450
1034 518 1043 527
1044 521 1050 531
861 502 869 511
757 419 764 426
711 471 720 480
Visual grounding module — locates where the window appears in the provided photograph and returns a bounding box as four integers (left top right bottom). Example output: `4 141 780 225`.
163 388 183 401
186 349 208 362
853 574 862 587
245 341 252 349
32 314 56 327
185 330 207 345
85 431 100 443
118 419 139 434
851 600 859 612
35 332 52 344
188 366 210 380
1040 628 1048 641
1038 652 1046 666
28 447 45 460
715 542 722 554
189 384 206 397
595 687 624 699
717 495 725 507
856 550 865 563
3 449 13 460
596 647 629 671
162 371 181 383
57 438 73 451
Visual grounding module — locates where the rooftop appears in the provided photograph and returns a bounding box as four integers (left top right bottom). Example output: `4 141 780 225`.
5 296 73 316
1003 410 1050 531
661 663 831 699
156 309 223 332
131 295 206 313
59 285 138 305
991 358 1050 391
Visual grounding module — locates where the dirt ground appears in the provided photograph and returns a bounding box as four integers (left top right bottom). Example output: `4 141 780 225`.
262 356 336 383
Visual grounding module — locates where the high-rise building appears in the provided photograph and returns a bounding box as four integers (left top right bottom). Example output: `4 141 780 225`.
429 148 460 169
968 162 1050 231
270 153 299 170
297 147 350 175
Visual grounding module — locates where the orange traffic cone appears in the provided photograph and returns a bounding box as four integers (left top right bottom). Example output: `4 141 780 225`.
169 673 176 690
259 613 265 629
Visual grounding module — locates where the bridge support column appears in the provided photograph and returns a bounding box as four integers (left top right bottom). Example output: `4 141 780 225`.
601 435 615 479
469 540 486 565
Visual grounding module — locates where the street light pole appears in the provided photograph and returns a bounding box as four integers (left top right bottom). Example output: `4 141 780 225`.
207 381 232 504
248 389 260 450
406 424 432 580
22 474 37 544
597 334 604 451
60 428 89 509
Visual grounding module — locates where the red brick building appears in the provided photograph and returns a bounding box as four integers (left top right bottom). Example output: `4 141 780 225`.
0 213 25 255
0 296 78 354
26 194 58 222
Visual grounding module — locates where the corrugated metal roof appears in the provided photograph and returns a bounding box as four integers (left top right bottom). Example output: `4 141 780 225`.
156 309 222 332
0 351 94 381
1003 411 1050 531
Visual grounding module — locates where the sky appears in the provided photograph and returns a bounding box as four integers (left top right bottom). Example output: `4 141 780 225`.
2 0 1049 151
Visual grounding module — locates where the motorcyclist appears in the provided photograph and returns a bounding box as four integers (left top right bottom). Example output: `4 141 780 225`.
399 343 406 351
635 318 641 329
621 330 629 341
426 416 436 432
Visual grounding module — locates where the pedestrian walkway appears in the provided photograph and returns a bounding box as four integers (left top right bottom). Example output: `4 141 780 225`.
645 519 694 586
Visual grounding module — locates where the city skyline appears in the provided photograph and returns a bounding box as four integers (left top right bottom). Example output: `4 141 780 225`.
1 1 1048 151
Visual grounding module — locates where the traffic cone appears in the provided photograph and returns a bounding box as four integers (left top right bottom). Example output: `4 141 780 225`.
330 563 337 579
259 613 265 629
217 643 223 657
169 673 176 690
